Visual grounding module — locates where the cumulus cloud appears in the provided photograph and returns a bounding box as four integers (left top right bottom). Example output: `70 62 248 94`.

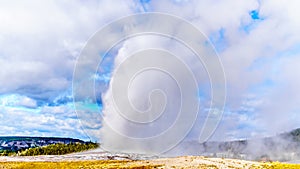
0 0 137 139
0 0 136 100
0 101 89 139
0 94 37 108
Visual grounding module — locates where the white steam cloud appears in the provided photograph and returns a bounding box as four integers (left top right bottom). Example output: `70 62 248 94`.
95 0 300 154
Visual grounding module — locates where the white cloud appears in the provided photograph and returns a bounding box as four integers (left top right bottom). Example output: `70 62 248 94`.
0 101 89 140
17 96 37 108
0 94 37 108
0 0 136 99
0 0 137 139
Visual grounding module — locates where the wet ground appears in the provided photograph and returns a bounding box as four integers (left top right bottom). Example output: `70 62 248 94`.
0 148 158 162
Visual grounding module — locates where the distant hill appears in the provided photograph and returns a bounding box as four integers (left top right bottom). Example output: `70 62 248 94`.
280 128 300 141
0 136 85 152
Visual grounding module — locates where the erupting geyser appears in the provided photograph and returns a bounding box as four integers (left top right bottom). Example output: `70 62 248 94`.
73 13 226 155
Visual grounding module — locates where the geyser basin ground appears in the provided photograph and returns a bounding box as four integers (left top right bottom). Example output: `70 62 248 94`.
1 148 300 169
1 155 300 169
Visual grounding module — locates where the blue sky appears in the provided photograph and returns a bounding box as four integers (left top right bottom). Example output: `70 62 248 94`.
0 0 300 142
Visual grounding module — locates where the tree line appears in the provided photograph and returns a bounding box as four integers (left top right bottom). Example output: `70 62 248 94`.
0 142 98 156
19 142 98 156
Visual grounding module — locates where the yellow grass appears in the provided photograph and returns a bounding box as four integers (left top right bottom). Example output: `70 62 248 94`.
259 162 300 169
0 159 299 169
0 160 161 169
